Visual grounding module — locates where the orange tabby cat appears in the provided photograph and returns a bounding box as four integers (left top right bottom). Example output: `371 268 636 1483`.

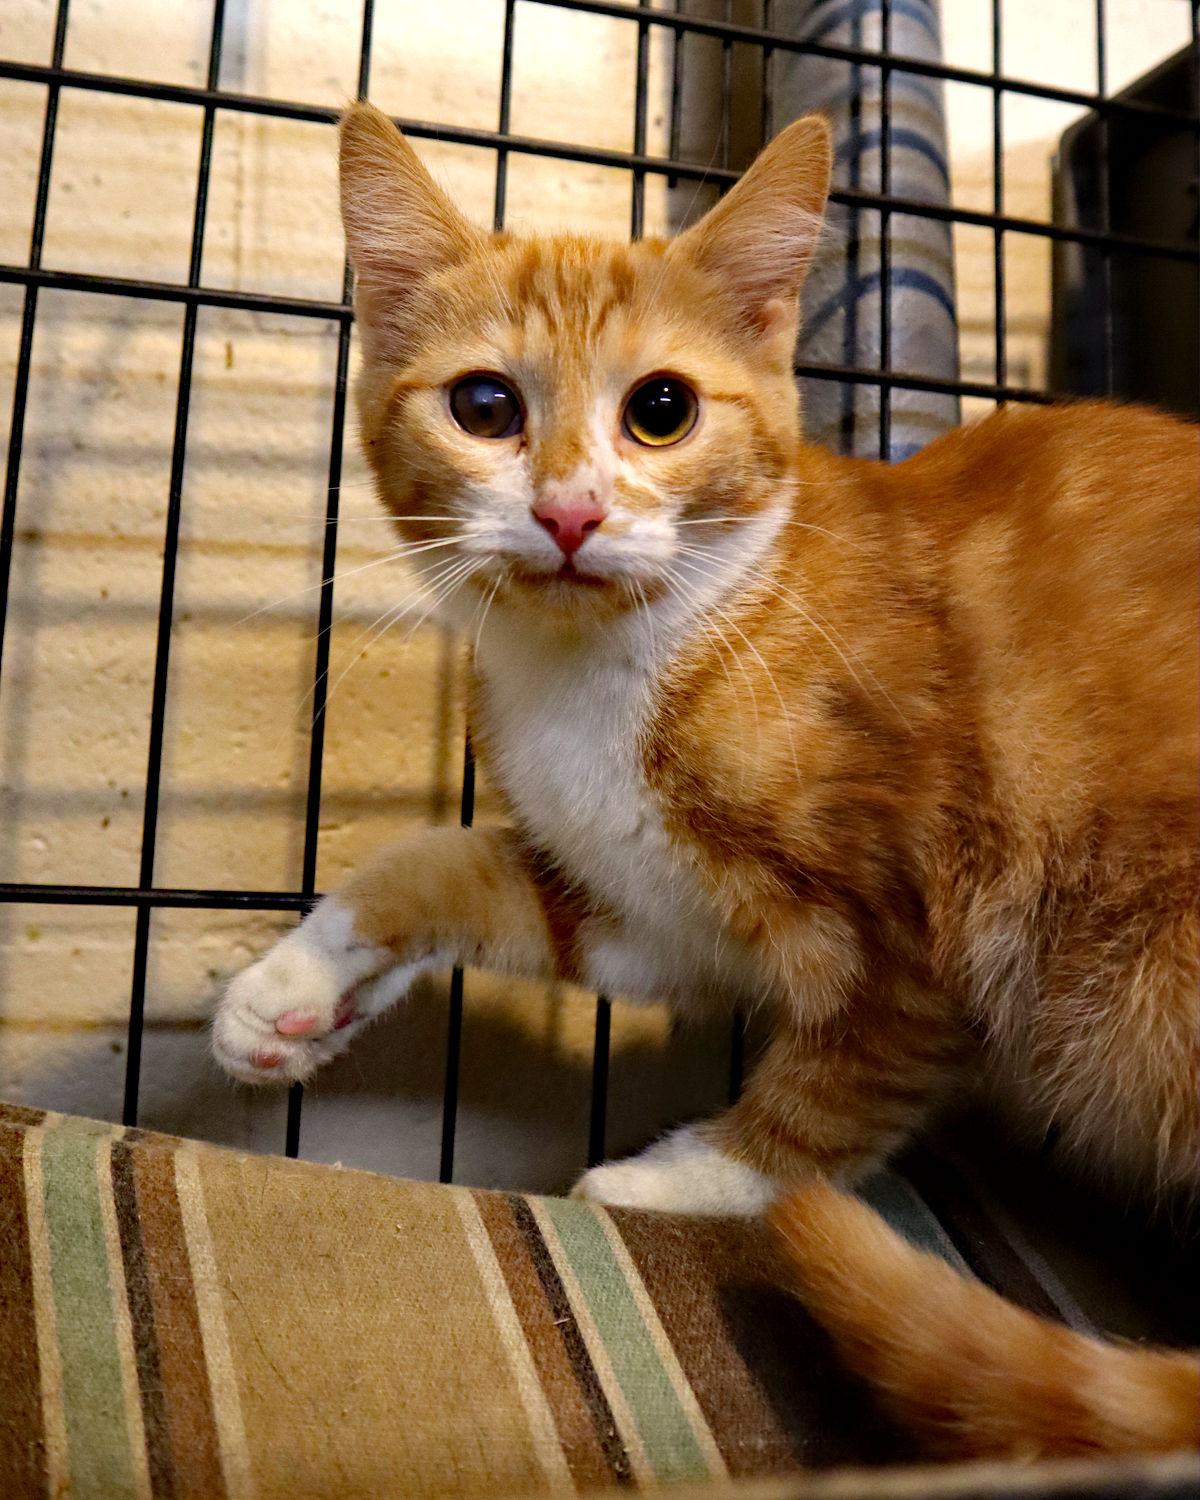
213 101 1199 1457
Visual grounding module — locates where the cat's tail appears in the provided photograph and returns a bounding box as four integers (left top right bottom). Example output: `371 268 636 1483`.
769 1179 1199 1459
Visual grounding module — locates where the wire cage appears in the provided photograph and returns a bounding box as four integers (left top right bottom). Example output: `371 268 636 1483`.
0 0 1197 1185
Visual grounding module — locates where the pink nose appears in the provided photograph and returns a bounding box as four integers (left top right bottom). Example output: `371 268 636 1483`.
532 494 605 561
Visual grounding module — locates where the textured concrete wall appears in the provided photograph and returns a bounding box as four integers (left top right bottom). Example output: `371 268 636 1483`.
0 0 722 1191
0 0 1190 1189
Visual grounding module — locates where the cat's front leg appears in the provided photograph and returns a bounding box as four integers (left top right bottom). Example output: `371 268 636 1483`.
212 826 564 1083
576 988 962 1214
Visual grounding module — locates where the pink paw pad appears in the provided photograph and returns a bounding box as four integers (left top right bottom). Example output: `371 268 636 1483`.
274 1011 317 1036
249 1049 284 1069
333 993 358 1030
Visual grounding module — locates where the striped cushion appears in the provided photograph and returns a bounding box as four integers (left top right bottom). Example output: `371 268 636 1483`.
0 1102 1191 1499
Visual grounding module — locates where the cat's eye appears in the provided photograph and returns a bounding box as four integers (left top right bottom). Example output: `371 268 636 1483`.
623 376 698 447
449 375 523 439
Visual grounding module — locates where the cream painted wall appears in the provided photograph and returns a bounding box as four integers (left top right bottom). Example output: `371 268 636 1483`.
0 0 1192 1185
0 0 711 1186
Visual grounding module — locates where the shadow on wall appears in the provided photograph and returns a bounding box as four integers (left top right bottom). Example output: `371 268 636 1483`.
3 975 743 1195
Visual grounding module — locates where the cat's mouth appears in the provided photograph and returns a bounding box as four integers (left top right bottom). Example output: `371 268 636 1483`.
510 560 613 591
551 561 610 587
493 558 662 619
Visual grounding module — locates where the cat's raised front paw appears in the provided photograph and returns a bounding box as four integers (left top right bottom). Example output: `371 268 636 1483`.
212 940 361 1084
573 1126 777 1215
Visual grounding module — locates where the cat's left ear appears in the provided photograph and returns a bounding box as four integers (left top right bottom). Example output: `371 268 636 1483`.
669 114 832 343
339 101 485 360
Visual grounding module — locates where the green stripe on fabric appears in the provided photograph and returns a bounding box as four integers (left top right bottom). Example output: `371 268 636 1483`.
41 1117 140 1500
540 1198 710 1484
856 1169 972 1275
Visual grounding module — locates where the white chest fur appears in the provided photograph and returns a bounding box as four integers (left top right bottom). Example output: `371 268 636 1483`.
473 608 762 1007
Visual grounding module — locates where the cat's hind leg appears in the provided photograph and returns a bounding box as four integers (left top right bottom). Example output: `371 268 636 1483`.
576 984 964 1214
574 1124 778 1213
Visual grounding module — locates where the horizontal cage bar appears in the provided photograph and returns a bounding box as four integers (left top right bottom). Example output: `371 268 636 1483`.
5 18 1195 127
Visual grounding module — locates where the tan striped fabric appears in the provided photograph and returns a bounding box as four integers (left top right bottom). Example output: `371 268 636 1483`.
0 1102 911 1499
2 1102 1191 1500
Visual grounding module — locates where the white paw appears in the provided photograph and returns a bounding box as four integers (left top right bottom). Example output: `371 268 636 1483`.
212 943 351 1084
572 1126 777 1216
212 899 395 1085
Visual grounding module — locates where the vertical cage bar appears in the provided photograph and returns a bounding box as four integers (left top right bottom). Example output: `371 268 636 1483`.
438 740 476 1183
124 906 153 1121
285 0 376 1159
0 300 40 687
668 2 684 187
1094 0 1107 108
839 8 865 454
877 0 892 459
719 19 733 172
287 320 351 1162
438 0 516 1184
356 0 375 101
123 0 227 1124
298 316 352 901
760 0 774 145
438 970 466 1180
1094 0 1113 397
25 0 69 268
593 0 655 1165
728 1009 745 1102
285 1086 303 1156
185 2 226 288
0 0 71 688
991 0 1007 395
124 310 197 1124
587 995 611 1167
630 0 651 239
494 0 517 233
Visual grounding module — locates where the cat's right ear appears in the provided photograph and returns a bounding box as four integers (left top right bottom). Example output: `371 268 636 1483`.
339 102 484 360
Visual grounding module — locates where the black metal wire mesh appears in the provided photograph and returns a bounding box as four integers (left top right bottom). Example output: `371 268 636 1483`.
1 0 1197 1175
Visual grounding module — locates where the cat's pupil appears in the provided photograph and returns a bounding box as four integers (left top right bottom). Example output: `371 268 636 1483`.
624 377 697 446
450 376 522 439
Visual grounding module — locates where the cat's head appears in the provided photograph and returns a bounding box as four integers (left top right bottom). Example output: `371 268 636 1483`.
339 101 831 635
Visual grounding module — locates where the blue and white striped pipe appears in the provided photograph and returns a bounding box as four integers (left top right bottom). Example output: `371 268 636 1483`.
772 0 961 459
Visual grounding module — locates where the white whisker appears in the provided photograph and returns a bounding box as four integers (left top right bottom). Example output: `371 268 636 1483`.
284 555 482 743
671 541 911 732
230 537 464 628
672 553 802 780
664 563 764 762
471 574 503 661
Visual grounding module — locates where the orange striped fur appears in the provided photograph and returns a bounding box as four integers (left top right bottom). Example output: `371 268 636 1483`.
212 101 1199 1457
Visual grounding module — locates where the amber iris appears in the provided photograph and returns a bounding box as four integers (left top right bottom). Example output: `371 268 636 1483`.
450 376 523 439
623 376 698 447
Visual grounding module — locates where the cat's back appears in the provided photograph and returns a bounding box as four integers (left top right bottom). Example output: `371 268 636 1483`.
892 402 1198 824
903 399 1196 566
877 404 1197 1190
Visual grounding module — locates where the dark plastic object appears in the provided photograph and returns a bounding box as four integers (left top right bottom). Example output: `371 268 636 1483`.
1051 46 1200 419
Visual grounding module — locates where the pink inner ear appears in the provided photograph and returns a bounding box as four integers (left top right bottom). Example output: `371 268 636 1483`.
756 297 797 341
